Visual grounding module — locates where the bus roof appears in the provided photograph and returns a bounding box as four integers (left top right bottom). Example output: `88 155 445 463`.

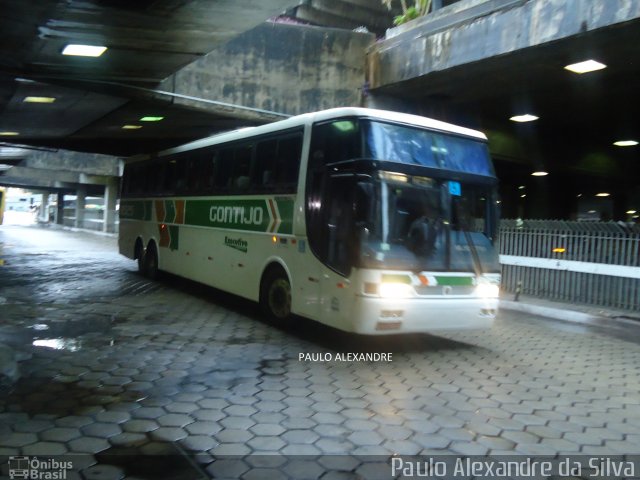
129 107 487 161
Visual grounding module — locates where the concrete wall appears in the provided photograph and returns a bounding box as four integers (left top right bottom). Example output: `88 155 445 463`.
163 22 375 116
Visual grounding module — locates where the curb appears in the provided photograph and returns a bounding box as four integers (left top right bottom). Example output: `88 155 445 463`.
499 300 640 331
42 222 118 238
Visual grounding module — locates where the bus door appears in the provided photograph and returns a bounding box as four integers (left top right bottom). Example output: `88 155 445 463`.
319 174 358 323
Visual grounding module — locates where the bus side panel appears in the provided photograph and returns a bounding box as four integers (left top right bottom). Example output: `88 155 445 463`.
119 199 156 259
161 226 263 301
118 219 136 259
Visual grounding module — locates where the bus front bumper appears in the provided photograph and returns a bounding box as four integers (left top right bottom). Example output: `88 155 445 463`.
349 296 497 335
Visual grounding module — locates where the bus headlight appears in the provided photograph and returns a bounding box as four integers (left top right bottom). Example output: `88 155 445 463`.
379 282 413 298
475 282 500 298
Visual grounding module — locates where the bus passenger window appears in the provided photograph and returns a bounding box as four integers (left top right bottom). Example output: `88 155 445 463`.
255 139 277 190
200 155 215 193
214 149 234 190
175 160 188 194
275 135 302 190
187 157 202 193
231 143 253 192
163 160 177 194
147 161 165 196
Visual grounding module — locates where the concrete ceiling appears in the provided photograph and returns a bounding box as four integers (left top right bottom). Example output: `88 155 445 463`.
1 0 637 219
0 0 299 159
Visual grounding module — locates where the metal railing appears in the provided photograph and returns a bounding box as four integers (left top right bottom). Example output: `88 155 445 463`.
498 219 640 311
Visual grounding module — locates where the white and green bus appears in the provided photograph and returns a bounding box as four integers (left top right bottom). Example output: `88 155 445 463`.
119 108 500 334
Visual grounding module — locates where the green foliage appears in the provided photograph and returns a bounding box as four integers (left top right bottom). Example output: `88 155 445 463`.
384 0 432 26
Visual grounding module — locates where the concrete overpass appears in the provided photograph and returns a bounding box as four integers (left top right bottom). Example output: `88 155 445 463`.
366 0 640 220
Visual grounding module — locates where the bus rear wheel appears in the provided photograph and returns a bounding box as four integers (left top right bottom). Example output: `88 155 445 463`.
143 243 159 280
261 268 292 325
135 241 145 274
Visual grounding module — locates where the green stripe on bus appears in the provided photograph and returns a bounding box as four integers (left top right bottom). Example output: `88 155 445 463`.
275 198 294 235
434 276 474 286
165 200 176 223
184 198 294 234
121 197 294 234
168 226 179 250
120 200 152 221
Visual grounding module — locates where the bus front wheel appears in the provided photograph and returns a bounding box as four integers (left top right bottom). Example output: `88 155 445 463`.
261 268 292 325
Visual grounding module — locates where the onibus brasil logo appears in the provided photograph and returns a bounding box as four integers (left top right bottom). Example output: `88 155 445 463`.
8 456 72 479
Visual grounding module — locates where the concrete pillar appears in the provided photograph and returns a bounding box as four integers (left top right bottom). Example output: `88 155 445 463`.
75 187 86 229
40 193 49 223
103 178 118 233
56 193 64 225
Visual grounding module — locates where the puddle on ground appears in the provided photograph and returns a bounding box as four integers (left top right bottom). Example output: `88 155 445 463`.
32 338 82 352
28 323 50 331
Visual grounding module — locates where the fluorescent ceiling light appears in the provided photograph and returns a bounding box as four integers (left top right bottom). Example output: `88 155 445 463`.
510 114 539 123
24 96 56 104
0 131 19 136
596 192 610 197
613 140 638 147
122 125 142 130
531 171 548 176
627 210 637 215
140 116 164 122
564 60 606 74
62 44 107 57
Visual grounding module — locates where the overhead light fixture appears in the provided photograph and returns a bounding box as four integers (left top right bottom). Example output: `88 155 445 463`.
122 125 142 130
531 171 548 176
24 96 56 104
518 185 526 190
520 194 527 198
627 210 637 215
510 114 539 123
140 116 164 122
577 194 583 198
596 192 610 197
564 59 606 74
62 44 107 57
613 140 638 147
0 131 19 136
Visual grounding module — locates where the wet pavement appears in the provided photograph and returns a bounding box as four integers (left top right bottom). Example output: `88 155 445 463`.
1 224 640 479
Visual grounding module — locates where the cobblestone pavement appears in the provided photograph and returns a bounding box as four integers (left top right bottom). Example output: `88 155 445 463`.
1 225 640 479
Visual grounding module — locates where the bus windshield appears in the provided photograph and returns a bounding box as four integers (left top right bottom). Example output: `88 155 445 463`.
355 173 500 273
363 120 494 177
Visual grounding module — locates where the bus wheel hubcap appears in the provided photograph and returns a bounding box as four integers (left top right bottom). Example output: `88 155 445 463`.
268 279 291 319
